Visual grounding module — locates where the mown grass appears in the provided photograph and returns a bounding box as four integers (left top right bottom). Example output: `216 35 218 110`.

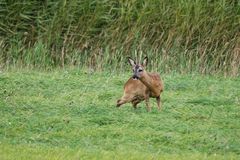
0 69 240 159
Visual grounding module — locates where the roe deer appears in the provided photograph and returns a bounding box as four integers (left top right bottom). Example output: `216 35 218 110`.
116 57 164 111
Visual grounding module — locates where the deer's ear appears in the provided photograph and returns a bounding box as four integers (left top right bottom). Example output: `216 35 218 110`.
127 57 136 67
142 56 148 67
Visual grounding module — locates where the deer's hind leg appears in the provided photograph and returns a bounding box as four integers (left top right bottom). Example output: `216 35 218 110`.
116 94 134 107
116 99 127 107
131 99 141 109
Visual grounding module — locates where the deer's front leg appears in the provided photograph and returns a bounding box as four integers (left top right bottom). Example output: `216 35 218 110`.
156 96 161 111
145 96 151 112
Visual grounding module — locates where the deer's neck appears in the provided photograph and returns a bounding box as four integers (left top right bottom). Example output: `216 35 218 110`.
139 72 157 94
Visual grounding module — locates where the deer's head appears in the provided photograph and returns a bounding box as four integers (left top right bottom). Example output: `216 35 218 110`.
128 57 148 80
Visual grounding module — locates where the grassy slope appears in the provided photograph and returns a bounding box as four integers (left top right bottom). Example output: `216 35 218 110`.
0 69 239 159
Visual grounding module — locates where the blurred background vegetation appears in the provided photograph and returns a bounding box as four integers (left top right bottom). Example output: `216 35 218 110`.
0 0 239 76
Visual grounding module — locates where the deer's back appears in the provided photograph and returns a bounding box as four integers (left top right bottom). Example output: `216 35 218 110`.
123 73 163 99
124 78 148 96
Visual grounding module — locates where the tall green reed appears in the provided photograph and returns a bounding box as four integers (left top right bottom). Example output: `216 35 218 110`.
0 0 239 76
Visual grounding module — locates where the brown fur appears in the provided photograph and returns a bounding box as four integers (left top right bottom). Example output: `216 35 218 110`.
116 60 164 111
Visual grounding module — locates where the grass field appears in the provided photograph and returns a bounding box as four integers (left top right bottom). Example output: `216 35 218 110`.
0 69 240 159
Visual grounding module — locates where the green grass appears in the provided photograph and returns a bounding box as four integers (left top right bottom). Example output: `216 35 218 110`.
0 69 240 159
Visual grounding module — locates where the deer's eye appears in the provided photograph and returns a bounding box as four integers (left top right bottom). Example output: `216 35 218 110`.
138 69 143 72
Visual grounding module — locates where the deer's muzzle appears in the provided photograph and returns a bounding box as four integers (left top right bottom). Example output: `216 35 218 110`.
132 75 139 80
